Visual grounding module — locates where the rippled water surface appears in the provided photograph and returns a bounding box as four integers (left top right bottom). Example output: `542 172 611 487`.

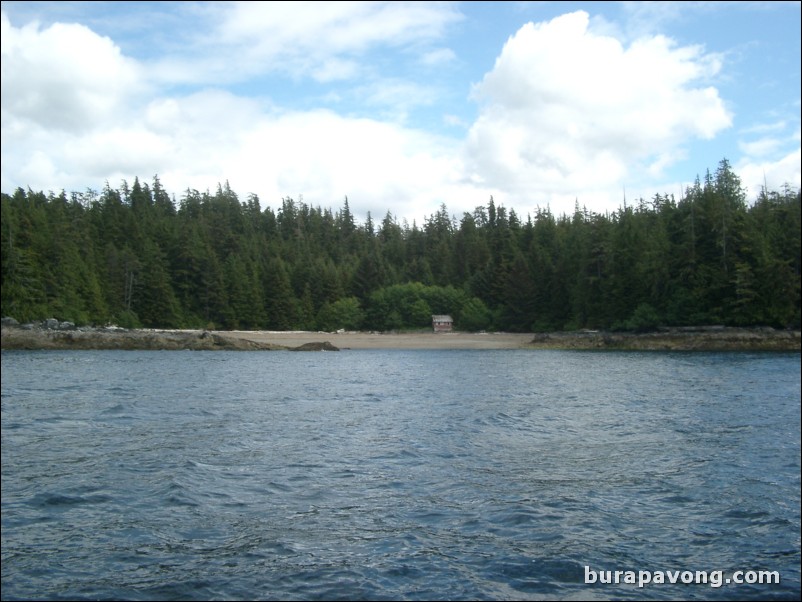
2 349 800 600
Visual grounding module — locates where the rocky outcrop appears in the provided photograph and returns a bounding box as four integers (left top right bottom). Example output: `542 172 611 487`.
0 323 339 351
527 327 800 351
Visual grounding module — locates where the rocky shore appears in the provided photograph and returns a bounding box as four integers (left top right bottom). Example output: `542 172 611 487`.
0 320 338 351
1 319 799 351
527 326 801 351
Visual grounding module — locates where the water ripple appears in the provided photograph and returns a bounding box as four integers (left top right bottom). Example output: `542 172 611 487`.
2 349 800 600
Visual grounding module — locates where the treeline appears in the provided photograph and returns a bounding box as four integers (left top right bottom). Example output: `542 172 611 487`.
1 159 800 332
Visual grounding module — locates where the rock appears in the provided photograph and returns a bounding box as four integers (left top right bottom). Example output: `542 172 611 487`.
0 327 287 351
526 327 800 351
290 341 340 351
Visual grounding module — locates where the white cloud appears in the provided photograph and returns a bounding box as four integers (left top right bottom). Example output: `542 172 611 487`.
421 48 457 67
219 109 472 221
2 2 476 219
0 11 143 133
738 119 788 135
737 113 801 198
144 89 267 142
4 5 779 224
738 136 783 158
0 5 470 219
149 1 464 85
216 1 460 53
443 114 468 128
737 148 802 198
462 11 733 215
136 92 469 221
310 58 360 83
349 78 439 124
1 9 148 193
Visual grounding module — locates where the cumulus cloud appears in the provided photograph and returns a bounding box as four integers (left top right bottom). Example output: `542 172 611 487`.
0 11 143 133
463 11 733 214
1 10 148 193
0 3 471 220
5 5 787 224
206 109 470 222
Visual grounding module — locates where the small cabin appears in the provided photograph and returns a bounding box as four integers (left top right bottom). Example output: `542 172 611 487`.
432 314 453 333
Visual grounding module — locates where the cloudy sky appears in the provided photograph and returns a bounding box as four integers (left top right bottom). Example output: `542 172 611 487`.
2 1 800 223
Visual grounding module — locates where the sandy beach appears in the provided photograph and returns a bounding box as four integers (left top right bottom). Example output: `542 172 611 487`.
225 330 535 349
226 328 800 351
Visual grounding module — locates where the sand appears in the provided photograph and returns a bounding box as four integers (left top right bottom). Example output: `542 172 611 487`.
225 330 535 350
226 328 800 351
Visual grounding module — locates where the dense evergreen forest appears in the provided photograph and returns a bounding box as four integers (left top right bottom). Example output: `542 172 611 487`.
1 159 800 332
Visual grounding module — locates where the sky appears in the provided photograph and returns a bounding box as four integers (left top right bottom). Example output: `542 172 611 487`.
1 1 800 224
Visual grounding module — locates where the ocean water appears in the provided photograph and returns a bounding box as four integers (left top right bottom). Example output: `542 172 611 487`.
1 349 800 601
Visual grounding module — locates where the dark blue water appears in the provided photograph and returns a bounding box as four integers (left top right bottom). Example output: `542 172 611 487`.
1 350 800 601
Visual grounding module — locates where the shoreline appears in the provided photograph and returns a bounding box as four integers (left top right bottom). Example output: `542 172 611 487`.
1 325 799 351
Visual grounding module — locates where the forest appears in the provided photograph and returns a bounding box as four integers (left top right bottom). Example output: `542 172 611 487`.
1 159 800 333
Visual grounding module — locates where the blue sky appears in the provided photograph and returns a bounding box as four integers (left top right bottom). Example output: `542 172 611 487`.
1 1 799 223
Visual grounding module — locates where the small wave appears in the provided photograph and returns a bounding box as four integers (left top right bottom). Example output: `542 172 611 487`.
28 491 113 508
722 507 770 520
265 481 293 493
